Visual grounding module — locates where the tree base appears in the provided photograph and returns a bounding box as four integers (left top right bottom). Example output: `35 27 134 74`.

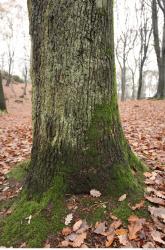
0 155 147 247
68 151 146 200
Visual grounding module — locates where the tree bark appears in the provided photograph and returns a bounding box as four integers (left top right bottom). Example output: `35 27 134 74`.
152 0 165 98
26 0 145 196
121 60 126 101
0 71 6 111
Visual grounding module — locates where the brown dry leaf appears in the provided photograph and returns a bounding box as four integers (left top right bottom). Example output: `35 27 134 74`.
151 216 165 233
105 233 115 247
94 221 106 235
72 232 87 248
118 194 127 202
147 187 165 199
128 216 145 240
110 213 118 220
60 240 70 247
44 242 50 248
65 233 77 242
115 228 128 236
62 227 72 236
20 242 27 248
142 242 155 248
81 244 88 248
131 200 144 210
118 235 132 247
77 220 89 234
144 172 152 178
110 220 122 230
128 215 139 223
151 230 165 245
73 219 83 232
128 224 142 240
148 206 165 223
145 196 165 206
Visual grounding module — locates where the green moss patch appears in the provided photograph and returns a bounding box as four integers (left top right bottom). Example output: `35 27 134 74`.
0 176 66 248
7 160 30 182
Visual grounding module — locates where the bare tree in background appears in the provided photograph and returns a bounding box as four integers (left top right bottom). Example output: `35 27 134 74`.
152 0 165 98
21 41 30 96
128 55 139 99
0 71 6 111
5 16 15 86
115 8 138 101
137 1 152 99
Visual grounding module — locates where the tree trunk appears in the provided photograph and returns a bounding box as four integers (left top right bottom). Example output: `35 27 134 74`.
26 0 145 196
152 0 165 98
0 71 6 111
121 62 126 101
158 19 165 98
137 65 143 99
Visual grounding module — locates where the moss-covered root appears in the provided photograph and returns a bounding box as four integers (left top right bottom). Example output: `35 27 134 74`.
0 176 66 248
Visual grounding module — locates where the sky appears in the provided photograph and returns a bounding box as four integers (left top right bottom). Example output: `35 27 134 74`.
0 0 30 78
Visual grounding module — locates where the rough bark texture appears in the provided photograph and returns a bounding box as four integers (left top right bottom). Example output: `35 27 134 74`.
26 0 144 196
0 72 6 111
152 0 165 98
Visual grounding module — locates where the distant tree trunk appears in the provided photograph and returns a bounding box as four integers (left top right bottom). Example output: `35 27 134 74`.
0 71 6 111
152 0 165 98
26 0 145 196
137 64 144 99
137 1 152 100
121 60 126 101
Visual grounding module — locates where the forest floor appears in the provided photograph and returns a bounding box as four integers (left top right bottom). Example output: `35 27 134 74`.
0 83 165 248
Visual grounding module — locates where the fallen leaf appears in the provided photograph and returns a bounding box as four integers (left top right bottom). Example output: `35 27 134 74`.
118 194 127 202
151 230 165 245
60 240 70 247
115 228 128 236
77 220 89 234
20 242 26 248
147 187 165 199
73 219 83 232
26 215 32 225
144 172 152 178
118 235 132 247
62 227 72 236
142 242 155 248
44 241 50 248
131 200 144 210
72 232 87 247
148 206 165 223
65 233 77 242
110 213 118 220
110 220 122 230
65 213 73 225
105 233 115 247
81 244 88 248
128 216 145 240
145 196 165 206
151 216 165 233
94 222 106 235
128 215 139 223
90 189 101 197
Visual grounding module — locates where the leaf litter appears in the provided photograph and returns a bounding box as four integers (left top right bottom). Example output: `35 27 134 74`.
0 89 165 248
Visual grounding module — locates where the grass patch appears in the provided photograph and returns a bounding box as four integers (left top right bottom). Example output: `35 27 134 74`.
87 207 106 224
112 200 150 224
7 160 30 181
